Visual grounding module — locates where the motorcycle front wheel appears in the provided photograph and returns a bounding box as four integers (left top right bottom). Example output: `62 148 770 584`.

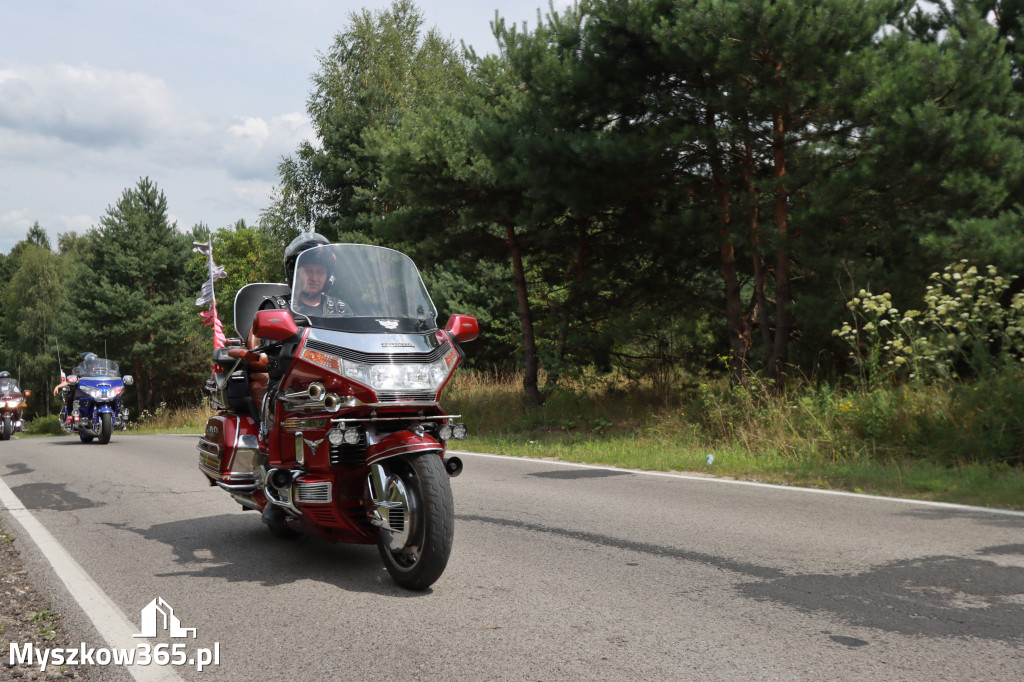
1 415 11 440
98 412 112 444
374 452 454 590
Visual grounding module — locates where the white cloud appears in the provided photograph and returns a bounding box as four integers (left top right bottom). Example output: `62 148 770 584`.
0 64 186 149
56 214 95 232
228 117 270 145
0 208 36 249
1 208 31 227
216 112 313 180
0 62 313 186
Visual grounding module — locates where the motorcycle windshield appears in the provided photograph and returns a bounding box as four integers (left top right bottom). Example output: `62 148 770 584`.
79 359 121 378
0 380 19 394
290 244 438 333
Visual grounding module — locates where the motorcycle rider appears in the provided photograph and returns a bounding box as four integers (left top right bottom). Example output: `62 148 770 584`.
53 352 100 421
246 233 351 415
259 233 351 318
249 233 350 526
0 371 17 394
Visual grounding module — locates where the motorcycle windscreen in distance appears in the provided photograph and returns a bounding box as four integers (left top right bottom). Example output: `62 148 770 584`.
0 378 20 394
290 244 439 334
79 359 121 378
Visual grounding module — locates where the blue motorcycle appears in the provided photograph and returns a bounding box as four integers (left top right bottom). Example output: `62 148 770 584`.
60 358 133 444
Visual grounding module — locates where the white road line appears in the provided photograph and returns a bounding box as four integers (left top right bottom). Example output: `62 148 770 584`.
0 475 183 681
449 450 1024 518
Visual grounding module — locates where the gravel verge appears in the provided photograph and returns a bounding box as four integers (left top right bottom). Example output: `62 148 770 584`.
1 522 96 681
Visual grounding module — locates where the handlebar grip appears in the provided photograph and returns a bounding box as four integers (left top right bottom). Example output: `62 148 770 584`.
226 347 268 370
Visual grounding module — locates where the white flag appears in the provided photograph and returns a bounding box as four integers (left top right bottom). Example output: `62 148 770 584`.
195 279 216 306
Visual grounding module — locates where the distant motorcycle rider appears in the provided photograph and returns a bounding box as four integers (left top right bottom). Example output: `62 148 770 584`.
53 352 100 420
0 371 17 394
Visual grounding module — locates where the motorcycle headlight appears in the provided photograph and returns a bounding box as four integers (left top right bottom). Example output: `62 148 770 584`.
302 346 456 394
81 386 105 399
7 398 22 408
354 359 451 392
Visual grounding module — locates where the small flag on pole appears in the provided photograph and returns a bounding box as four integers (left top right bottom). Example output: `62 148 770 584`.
200 303 227 349
195 238 227 351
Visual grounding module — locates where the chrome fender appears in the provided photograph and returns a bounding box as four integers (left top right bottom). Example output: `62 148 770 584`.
364 430 442 466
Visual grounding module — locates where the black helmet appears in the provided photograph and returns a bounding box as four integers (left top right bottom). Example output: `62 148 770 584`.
284 232 330 286
0 371 9 379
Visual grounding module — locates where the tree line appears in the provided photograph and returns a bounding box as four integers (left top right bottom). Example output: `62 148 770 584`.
3 0 1024 418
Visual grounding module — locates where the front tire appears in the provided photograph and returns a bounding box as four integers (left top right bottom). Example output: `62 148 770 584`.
374 453 454 590
98 412 112 444
1 416 11 440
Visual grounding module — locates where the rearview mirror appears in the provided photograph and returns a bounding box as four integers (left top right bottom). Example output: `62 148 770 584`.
445 314 479 343
123 375 134 386
253 309 299 341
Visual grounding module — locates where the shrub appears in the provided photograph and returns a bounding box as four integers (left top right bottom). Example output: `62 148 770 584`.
25 415 63 435
834 261 1024 384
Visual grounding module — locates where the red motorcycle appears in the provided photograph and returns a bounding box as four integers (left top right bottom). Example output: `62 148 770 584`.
0 373 30 440
198 244 478 589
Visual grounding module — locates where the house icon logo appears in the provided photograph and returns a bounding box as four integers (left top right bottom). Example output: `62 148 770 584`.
133 597 197 639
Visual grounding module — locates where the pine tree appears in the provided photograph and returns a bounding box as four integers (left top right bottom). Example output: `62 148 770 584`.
62 177 198 412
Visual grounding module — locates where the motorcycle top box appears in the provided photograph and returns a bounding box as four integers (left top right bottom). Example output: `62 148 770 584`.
200 243 478 590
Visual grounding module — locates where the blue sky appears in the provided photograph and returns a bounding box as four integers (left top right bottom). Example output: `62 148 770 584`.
0 1 570 253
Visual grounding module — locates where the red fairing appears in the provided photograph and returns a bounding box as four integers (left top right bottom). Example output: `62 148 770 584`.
366 430 444 466
445 314 479 343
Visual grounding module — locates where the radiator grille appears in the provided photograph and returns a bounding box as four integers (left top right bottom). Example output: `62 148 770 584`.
329 437 366 467
375 390 438 404
296 481 332 504
304 507 339 525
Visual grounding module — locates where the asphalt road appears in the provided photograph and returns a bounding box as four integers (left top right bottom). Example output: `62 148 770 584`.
1 434 1022 681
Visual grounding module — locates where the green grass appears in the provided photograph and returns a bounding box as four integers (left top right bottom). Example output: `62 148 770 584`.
445 370 1024 511
456 434 1024 510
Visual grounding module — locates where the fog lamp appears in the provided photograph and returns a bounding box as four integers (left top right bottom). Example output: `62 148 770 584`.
327 428 345 446
452 423 468 439
438 424 453 441
343 427 361 445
